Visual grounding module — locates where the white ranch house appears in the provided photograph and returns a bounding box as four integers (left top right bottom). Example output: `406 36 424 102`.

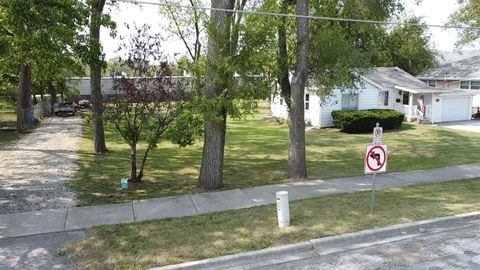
271 67 475 128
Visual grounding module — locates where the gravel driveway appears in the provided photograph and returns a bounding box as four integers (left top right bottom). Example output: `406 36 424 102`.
0 117 83 214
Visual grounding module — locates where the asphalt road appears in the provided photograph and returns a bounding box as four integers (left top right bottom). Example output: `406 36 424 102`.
0 230 86 270
254 224 480 270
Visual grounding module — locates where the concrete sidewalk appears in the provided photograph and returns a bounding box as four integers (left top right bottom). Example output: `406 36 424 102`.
3 162 480 239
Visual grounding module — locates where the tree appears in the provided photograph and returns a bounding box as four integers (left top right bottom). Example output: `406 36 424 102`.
105 25 200 183
449 0 480 47
0 0 88 130
198 0 235 189
84 0 116 154
287 0 309 179
161 0 271 189
376 17 437 76
199 0 272 189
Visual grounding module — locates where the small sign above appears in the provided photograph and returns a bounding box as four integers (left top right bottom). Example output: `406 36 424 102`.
372 123 383 145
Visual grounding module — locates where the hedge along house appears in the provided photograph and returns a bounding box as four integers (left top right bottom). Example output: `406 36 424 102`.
271 67 475 128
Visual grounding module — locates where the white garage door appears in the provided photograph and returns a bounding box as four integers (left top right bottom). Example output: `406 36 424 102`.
442 97 470 122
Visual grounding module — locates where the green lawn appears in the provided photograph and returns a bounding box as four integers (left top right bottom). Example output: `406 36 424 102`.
72 102 480 206
62 178 480 270
0 101 24 145
0 101 16 126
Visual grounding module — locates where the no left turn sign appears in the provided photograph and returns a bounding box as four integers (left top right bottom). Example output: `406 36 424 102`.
364 144 388 174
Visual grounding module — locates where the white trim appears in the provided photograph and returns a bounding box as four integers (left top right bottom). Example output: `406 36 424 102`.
439 92 476 97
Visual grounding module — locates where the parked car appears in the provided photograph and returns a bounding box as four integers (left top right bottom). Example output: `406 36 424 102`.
78 99 90 109
54 102 76 116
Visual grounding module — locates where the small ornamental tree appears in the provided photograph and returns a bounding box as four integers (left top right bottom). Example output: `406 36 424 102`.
106 24 202 183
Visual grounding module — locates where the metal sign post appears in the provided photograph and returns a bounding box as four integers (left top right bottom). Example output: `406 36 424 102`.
365 123 387 214
371 173 376 213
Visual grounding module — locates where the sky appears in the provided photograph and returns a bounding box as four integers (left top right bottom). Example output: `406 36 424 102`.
101 0 476 60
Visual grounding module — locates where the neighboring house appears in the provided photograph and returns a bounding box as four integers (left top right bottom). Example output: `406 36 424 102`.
417 52 480 108
66 77 114 99
66 76 192 99
271 67 474 128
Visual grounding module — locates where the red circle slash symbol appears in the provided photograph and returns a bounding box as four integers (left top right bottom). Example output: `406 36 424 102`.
366 146 386 172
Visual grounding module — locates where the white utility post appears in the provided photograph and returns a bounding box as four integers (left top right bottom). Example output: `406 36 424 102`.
276 191 290 228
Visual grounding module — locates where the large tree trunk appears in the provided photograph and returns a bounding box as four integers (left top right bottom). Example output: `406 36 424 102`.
288 0 309 179
198 0 234 190
17 64 33 130
199 111 227 189
90 0 108 154
277 0 291 110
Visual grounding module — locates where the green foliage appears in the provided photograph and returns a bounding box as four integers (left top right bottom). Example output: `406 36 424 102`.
0 0 88 64
165 102 204 147
0 0 89 101
449 0 480 47
250 0 405 103
309 0 403 95
332 109 404 133
376 17 438 76
163 1 274 123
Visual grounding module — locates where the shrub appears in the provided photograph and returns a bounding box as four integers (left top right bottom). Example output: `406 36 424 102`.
332 109 404 133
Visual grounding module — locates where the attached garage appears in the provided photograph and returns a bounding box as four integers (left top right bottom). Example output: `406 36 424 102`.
441 95 473 122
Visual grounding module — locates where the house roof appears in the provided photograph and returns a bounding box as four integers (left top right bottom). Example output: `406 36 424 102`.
417 54 480 80
362 67 451 94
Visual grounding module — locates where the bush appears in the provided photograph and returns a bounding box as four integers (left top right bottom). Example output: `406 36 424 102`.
332 109 404 133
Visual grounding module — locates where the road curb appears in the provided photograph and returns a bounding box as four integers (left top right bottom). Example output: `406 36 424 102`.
150 211 480 270
150 241 313 270
311 210 480 254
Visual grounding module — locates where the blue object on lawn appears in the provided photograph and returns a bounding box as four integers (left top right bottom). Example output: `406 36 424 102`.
121 177 128 190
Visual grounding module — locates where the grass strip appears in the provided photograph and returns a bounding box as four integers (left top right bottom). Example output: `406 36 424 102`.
62 178 480 270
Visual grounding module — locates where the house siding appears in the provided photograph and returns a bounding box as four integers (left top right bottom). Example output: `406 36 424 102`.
319 90 342 128
66 78 114 97
319 80 395 128
270 91 289 119
305 90 321 127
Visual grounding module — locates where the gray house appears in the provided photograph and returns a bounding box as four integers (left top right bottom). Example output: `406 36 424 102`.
418 52 480 109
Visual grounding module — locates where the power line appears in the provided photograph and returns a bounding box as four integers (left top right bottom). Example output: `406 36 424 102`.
114 0 476 30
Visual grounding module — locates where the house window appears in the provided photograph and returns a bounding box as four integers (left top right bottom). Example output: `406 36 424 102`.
402 91 409 105
460 81 470 89
471 81 480 90
427 80 436 87
379 91 389 106
305 94 309 110
279 98 283 105
341 94 359 110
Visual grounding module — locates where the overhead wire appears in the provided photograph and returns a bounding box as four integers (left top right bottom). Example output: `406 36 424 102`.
113 0 478 30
